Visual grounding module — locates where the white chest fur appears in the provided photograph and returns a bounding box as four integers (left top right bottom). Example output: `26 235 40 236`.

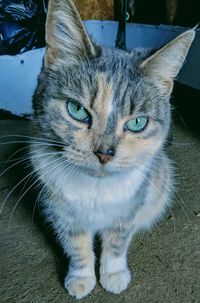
34 155 147 231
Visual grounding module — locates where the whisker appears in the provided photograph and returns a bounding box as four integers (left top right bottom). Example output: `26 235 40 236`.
0 158 30 178
133 162 193 231
0 151 63 178
31 159 80 223
1 148 64 164
8 157 79 227
0 154 58 215
124 165 177 233
8 157 65 226
18 153 64 200
0 134 66 146
0 140 66 149
4 145 31 163
165 140 196 147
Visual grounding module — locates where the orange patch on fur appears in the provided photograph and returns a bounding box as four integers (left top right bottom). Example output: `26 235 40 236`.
92 73 114 134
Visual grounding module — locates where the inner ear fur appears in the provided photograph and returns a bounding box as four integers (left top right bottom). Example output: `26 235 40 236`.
140 29 195 95
45 0 96 66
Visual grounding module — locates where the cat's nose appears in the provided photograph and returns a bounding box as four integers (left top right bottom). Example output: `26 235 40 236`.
94 148 115 165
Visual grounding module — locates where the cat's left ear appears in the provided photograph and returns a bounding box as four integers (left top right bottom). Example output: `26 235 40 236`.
140 29 196 95
45 0 96 66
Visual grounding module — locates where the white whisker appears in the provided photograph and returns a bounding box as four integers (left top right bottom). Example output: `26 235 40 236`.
31 159 80 223
132 162 193 231
0 151 63 177
0 154 59 215
8 156 79 227
0 134 66 146
0 140 66 149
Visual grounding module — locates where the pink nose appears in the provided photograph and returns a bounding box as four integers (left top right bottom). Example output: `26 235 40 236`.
94 148 115 165
95 153 112 164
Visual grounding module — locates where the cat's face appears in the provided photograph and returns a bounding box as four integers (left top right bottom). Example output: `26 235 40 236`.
33 0 195 176
34 51 170 174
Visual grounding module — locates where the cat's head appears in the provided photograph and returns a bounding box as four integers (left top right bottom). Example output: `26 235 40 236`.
33 0 195 176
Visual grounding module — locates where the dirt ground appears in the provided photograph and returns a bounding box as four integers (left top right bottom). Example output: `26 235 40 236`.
0 120 200 303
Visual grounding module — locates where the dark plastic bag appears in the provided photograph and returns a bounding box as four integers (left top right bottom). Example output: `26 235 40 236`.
0 0 48 55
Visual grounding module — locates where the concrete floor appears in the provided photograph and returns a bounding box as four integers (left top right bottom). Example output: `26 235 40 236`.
0 120 200 303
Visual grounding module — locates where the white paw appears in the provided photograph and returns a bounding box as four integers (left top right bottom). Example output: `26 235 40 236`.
64 275 96 299
100 270 131 294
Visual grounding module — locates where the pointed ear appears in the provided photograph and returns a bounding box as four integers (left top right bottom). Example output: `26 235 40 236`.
45 0 96 66
140 29 195 95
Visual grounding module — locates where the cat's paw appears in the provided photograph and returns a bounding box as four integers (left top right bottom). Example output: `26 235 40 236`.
100 269 131 294
64 275 96 299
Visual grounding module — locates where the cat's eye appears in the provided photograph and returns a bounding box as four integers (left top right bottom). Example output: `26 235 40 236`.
67 100 91 123
125 116 148 132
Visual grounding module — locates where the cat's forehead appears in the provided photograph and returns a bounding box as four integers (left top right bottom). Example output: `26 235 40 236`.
90 48 155 112
60 47 151 81
98 47 151 72
49 46 158 117
82 47 151 95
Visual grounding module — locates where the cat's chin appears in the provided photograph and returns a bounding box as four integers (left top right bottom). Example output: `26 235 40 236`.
81 166 118 178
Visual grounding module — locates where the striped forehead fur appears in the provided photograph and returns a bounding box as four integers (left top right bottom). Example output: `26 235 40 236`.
91 73 114 134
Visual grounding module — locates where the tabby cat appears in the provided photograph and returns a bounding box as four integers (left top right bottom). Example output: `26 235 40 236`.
30 0 195 299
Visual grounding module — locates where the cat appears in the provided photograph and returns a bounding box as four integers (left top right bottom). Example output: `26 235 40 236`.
30 0 195 299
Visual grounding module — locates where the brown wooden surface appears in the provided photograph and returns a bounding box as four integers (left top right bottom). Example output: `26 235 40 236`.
74 0 114 20
74 1 199 26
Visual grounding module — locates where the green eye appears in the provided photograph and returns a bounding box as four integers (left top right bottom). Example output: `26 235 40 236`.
67 101 90 123
125 116 148 132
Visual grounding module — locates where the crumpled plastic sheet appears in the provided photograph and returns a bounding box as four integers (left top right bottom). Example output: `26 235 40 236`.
0 0 48 55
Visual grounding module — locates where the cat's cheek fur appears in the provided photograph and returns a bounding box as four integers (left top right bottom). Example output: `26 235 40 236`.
116 134 164 169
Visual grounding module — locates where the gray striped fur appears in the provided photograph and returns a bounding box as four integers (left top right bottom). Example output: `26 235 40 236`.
30 0 195 299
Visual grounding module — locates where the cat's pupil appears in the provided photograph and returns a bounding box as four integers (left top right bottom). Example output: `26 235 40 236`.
77 105 81 111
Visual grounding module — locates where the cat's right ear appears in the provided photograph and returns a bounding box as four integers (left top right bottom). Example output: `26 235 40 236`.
45 0 96 66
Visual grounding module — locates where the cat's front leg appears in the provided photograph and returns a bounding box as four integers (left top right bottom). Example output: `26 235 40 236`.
63 230 96 299
100 222 134 294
